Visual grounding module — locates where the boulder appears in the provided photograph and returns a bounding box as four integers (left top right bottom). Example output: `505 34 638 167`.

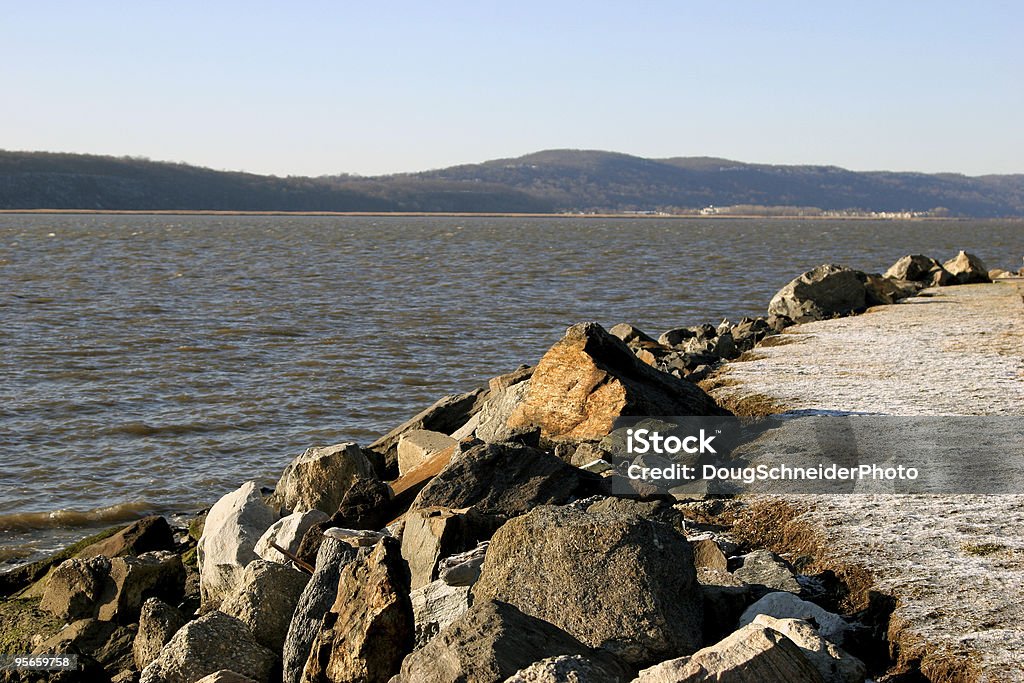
506 322 727 443
134 597 187 671
391 599 606 683
731 549 801 595
31 617 137 680
97 551 186 623
269 443 377 516
255 509 330 565
609 323 657 345
753 615 866 683
942 250 991 284
367 388 488 478
40 555 111 621
632 622 822 682
504 654 631 682
301 537 412 683
767 264 867 323
739 592 851 646
0 596 63 656
690 539 728 573
472 505 702 665
77 515 177 560
198 481 277 609
883 254 945 282
411 441 601 520
397 430 459 476
658 328 695 348
401 507 499 590
139 611 276 683
220 560 311 652
410 579 472 649
281 537 358 683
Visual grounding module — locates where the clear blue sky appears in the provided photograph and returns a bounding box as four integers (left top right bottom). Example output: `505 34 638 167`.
1 1 1021 176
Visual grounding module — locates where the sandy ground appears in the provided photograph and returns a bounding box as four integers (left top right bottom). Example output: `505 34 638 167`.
709 279 1024 682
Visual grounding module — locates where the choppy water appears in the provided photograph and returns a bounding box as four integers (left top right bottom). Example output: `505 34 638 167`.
1 215 1021 563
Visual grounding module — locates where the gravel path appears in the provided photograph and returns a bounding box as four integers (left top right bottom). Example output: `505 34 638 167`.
709 279 1024 681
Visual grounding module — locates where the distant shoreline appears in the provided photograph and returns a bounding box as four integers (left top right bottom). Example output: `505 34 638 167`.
1 209 1018 221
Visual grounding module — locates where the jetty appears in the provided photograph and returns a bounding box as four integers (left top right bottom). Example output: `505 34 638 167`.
1 253 1021 683
708 278 1024 681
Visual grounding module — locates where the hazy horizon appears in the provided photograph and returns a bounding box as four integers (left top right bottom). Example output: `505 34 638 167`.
3 146 1023 179
2 1 1021 177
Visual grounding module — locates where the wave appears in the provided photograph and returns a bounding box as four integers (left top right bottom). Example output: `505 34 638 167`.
0 501 154 532
103 421 218 437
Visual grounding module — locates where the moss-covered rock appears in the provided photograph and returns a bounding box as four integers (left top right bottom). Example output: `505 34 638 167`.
0 598 63 655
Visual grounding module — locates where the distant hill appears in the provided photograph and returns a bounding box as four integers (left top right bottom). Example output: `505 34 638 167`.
1 149 1023 217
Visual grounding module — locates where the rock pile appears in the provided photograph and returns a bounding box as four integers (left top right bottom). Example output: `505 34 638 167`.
0 249 1006 683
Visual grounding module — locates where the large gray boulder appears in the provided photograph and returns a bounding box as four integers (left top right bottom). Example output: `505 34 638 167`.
753 615 866 683
632 622 822 682
198 481 278 609
255 509 330 565
281 537 358 683
30 617 137 681
134 597 187 671
391 599 611 683
883 254 946 282
220 560 310 652
506 322 727 443
473 505 703 666
40 555 111 621
731 549 801 595
411 442 601 520
301 537 412 683
942 250 991 284
269 443 376 515
767 264 867 323
101 551 185 623
139 611 277 683
40 551 185 624
739 592 852 646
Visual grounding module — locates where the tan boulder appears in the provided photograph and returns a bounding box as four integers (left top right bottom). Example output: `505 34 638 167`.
507 322 727 442
301 537 412 683
632 622 822 682
269 443 376 516
397 430 458 476
942 250 990 284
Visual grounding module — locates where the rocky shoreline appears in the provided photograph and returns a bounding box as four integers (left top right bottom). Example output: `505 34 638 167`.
1 250 1019 683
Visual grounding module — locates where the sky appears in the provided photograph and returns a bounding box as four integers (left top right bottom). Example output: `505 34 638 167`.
1 1 1021 177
